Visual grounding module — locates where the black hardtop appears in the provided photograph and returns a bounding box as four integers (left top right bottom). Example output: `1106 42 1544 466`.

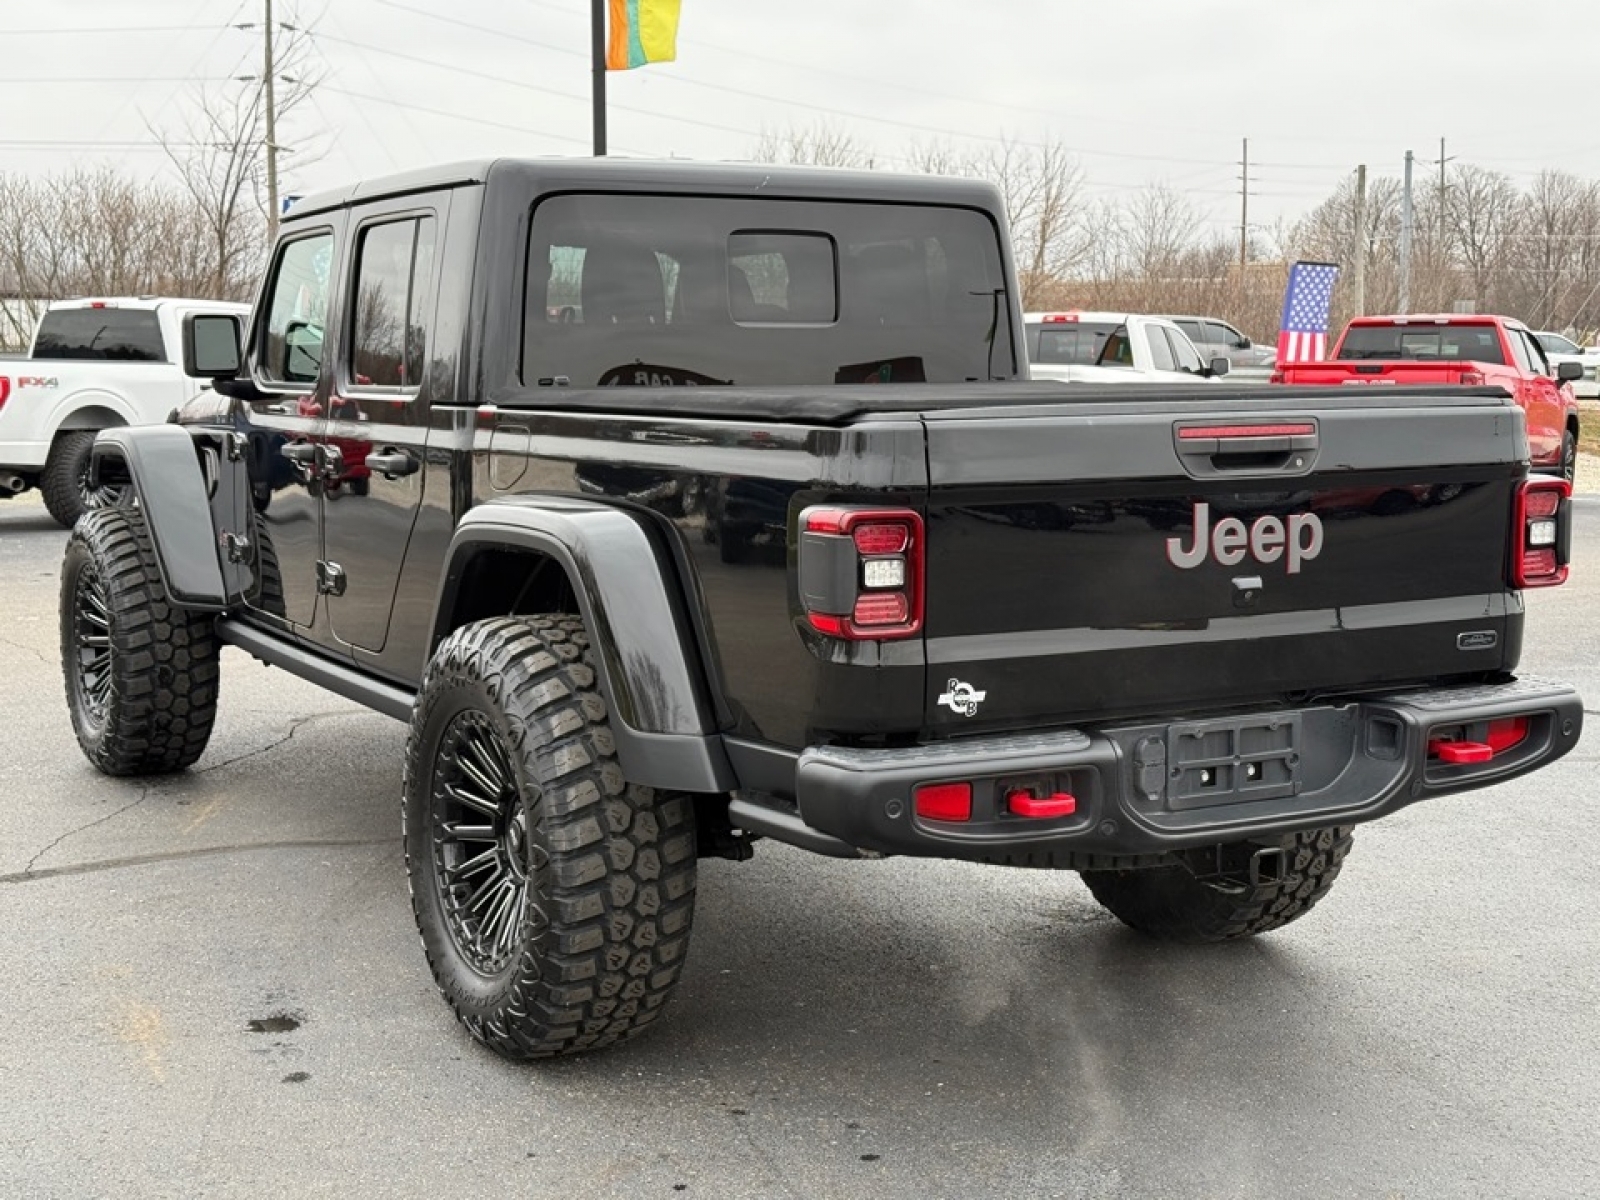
284 156 1008 222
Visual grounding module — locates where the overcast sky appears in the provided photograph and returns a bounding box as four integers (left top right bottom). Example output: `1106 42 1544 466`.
4 0 1595 241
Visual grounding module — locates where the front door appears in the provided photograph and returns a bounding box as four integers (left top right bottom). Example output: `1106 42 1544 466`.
1512 328 1564 466
320 201 444 654
247 228 340 627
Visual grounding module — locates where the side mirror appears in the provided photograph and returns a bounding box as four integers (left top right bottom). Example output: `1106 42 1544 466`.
283 320 324 383
1208 356 1231 378
1557 360 1583 382
182 312 242 379
1236 336 1252 350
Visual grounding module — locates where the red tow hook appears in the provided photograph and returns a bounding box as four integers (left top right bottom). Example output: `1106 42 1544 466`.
1005 790 1077 818
1428 717 1530 765
1428 741 1494 765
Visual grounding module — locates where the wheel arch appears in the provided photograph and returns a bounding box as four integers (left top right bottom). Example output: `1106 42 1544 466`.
431 498 735 794
43 388 140 439
52 402 131 435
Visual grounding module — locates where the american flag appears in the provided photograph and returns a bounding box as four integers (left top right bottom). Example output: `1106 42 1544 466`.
1276 261 1340 364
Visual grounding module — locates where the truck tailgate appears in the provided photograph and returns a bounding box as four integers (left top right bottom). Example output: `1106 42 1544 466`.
1281 360 1485 386
918 391 1528 732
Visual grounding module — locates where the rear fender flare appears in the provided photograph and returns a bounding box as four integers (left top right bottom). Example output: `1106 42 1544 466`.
432 498 735 794
90 425 228 610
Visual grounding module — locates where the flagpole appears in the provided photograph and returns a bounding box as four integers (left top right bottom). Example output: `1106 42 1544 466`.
591 0 607 156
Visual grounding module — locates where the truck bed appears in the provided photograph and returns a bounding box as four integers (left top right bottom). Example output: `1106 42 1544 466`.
486 381 1521 426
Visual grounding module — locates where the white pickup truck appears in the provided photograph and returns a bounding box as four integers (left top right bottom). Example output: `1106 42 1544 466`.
1024 311 1230 384
1533 330 1600 399
0 296 249 526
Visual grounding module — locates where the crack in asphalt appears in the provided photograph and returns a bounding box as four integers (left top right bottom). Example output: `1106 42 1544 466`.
193 710 357 774
0 634 51 668
10 710 374 880
20 786 150 877
0 838 391 885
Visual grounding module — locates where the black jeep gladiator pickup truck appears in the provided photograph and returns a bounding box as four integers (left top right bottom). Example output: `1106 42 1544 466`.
61 158 1582 1060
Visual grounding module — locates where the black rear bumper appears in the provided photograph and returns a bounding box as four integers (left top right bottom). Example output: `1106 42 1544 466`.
765 677 1583 864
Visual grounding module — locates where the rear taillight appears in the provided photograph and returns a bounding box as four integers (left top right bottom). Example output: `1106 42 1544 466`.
1459 369 1487 386
1512 478 1570 588
799 506 924 640
0 377 9 411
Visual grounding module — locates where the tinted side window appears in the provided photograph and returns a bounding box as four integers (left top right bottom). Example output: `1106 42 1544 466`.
1166 327 1204 372
1520 331 1550 375
1205 321 1236 348
350 216 437 389
1146 325 1176 371
1175 319 1206 345
32 309 165 362
261 232 335 385
1507 328 1534 373
525 194 1013 387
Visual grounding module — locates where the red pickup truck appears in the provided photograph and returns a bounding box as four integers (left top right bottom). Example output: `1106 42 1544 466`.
1274 315 1582 480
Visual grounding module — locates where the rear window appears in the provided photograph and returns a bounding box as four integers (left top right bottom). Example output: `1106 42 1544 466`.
1026 320 1120 364
32 308 165 362
1337 323 1506 365
525 193 1015 387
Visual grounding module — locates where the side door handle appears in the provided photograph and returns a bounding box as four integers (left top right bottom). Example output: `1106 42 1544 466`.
364 447 418 479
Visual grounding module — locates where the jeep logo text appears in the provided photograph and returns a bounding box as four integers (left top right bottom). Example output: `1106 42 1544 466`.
1166 502 1323 574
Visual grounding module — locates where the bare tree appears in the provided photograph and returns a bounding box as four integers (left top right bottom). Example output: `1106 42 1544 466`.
149 21 321 298
0 168 230 348
752 122 873 170
1446 164 1519 311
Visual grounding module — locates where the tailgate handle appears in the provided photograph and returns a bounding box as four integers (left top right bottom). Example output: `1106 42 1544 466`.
1174 422 1318 477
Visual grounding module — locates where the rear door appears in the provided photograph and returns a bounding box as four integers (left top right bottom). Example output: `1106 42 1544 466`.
917 392 1523 732
321 196 446 655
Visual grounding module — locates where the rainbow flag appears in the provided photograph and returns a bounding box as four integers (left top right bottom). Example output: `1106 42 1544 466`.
607 0 681 70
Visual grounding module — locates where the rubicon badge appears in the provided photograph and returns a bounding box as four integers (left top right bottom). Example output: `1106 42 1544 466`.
938 679 987 718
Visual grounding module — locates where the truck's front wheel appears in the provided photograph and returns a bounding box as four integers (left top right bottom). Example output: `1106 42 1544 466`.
403 615 698 1059
60 507 220 774
42 430 131 528
1079 827 1353 943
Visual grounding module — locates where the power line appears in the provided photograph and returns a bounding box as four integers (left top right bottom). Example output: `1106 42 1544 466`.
314 30 760 139
0 139 211 149
3 24 217 35
315 83 647 153
363 2 1239 169
0 77 228 85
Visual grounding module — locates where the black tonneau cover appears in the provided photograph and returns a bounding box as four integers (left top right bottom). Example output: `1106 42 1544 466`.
484 383 1519 427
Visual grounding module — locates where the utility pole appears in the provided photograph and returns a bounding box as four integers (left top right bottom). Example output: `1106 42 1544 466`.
264 0 280 241
1352 164 1367 316
1239 136 1249 272
1436 136 1450 245
1399 150 1414 311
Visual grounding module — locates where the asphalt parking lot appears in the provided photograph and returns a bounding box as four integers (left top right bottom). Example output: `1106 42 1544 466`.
2 490 1597 1200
